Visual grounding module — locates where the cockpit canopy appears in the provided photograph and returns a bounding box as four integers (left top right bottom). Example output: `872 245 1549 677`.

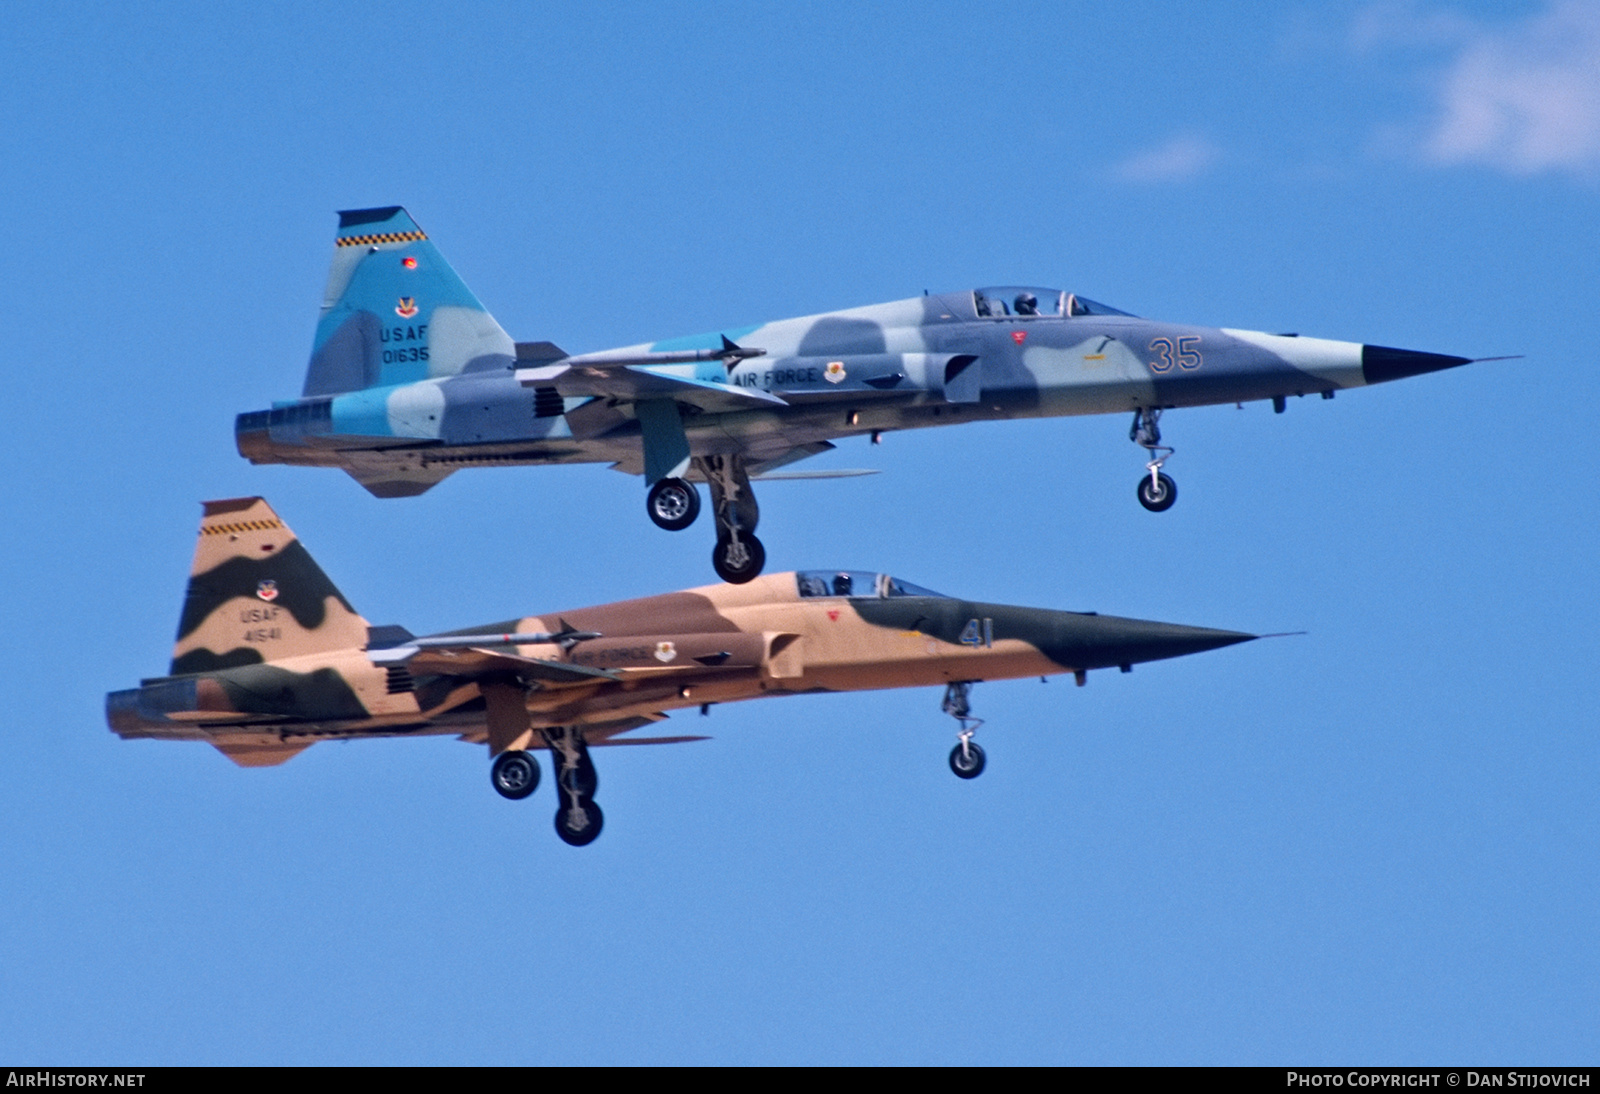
796 571 946 599
972 287 1135 319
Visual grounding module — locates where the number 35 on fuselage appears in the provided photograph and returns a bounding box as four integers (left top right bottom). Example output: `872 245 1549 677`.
237 206 1491 583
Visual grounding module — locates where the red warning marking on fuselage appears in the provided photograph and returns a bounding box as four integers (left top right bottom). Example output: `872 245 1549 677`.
1012 331 1028 345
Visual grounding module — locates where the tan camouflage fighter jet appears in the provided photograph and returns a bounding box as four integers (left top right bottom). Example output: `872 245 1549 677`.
108 498 1260 846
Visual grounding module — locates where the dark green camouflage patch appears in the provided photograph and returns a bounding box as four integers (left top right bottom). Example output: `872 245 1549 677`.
214 663 368 720
175 539 354 641
169 646 266 676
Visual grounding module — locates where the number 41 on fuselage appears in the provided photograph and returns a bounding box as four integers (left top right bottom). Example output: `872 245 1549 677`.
237 206 1493 583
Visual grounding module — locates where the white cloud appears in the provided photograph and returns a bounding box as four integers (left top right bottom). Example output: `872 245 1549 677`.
1360 0 1600 176
1111 134 1221 183
1351 1 1477 52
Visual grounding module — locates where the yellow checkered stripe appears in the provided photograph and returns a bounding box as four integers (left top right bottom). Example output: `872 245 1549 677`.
202 518 285 536
336 230 428 247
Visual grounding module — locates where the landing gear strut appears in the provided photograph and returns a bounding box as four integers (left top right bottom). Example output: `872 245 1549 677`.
1131 407 1177 512
698 454 766 583
646 477 700 531
942 681 986 779
543 726 604 846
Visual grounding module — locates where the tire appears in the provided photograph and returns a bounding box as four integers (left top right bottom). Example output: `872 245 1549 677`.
555 799 604 846
712 533 766 584
647 478 700 531
1137 472 1177 512
490 750 540 800
949 741 987 779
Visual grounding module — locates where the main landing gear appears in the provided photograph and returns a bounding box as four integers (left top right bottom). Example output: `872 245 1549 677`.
643 455 767 584
646 477 700 531
544 726 604 846
490 749 541 800
488 728 605 846
942 681 986 779
1130 407 1177 512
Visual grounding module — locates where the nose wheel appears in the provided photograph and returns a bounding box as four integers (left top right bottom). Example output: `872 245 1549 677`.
941 681 986 779
1137 471 1177 512
949 736 986 779
1131 408 1177 512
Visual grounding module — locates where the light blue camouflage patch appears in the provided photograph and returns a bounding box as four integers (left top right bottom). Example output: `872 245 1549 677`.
331 386 398 438
650 326 761 353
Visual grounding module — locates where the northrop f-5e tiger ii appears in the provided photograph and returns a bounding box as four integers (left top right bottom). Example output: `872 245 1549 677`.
108 498 1257 846
238 206 1490 583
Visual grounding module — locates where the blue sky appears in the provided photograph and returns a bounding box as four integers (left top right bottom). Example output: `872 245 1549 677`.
2 0 1597 1064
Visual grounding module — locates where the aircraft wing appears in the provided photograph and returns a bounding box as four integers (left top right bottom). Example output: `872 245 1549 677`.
596 438 881 480
456 713 709 749
516 362 787 414
744 441 879 480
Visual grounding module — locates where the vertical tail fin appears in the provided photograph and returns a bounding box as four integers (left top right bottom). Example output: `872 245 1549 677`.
170 498 369 675
303 206 515 396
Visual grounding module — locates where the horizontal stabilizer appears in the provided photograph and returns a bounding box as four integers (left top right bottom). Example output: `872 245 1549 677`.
343 463 454 499
211 738 314 767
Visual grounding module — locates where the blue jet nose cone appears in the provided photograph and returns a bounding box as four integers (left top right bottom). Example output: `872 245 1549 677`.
1362 344 1474 385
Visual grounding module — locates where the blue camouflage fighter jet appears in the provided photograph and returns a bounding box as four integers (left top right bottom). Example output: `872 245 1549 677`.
239 207 1488 583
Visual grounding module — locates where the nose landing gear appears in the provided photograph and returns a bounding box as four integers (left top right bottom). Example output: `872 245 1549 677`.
942 681 987 779
1131 408 1177 512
